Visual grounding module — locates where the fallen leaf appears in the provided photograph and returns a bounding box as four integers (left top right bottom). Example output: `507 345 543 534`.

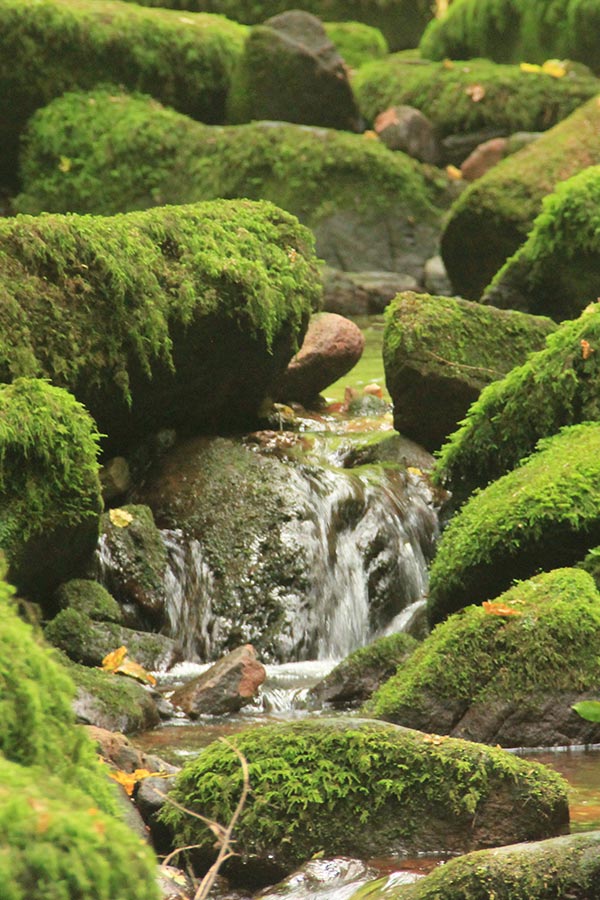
363 130 378 140
407 466 423 477
58 156 71 173
442 57 454 69
109 508 134 528
581 339 594 359
520 62 542 74
114 658 157 686
446 164 463 180
482 601 522 617
102 646 128 672
542 59 567 78
466 83 486 102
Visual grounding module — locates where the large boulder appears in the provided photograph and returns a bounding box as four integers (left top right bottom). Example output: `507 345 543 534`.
435 302 600 503
16 88 444 280
420 0 600 72
367 568 600 747
382 291 555 451
159 718 568 883
441 95 600 299
355 832 600 900
55 579 124 624
66 657 161 734
0 0 247 190
428 422 600 624
482 165 600 319
0 379 102 602
0 200 320 454
227 12 361 131
275 313 365 406
171 644 266 716
353 54 599 146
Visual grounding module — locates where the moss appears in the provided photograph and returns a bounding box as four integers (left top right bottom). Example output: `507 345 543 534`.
353 54 599 137
368 568 600 723
0 756 159 900
15 87 443 229
0 0 247 189
482 165 600 319
323 22 388 70
159 718 567 878
435 301 600 502
578 546 600 590
90 0 434 53
54 579 123 623
0 199 320 448
441 95 600 300
0 379 102 594
0 570 117 812
360 831 600 900
428 423 600 624
420 0 600 72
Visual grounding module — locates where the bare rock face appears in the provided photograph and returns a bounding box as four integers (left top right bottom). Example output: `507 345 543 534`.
461 136 508 181
374 105 439 164
275 312 365 405
171 644 266 717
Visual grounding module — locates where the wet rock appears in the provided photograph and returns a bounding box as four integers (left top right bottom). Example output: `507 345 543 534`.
171 645 266 717
67 659 161 734
423 254 452 296
228 11 361 131
275 313 365 406
84 725 179 776
157 865 195 900
383 291 556 451
441 128 508 166
374 105 439 164
322 267 419 316
258 857 378 899
100 456 132 502
54 578 123 624
460 136 508 181
137 776 179 854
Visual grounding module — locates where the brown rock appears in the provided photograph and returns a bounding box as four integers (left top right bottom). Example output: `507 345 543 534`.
171 644 266 717
374 105 439 164
461 136 508 181
84 725 178 775
275 312 365 405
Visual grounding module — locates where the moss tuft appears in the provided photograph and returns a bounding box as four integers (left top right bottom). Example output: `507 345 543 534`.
54 579 123 623
323 21 388 70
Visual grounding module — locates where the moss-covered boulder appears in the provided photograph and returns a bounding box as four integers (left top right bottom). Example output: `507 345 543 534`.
323 21 388 70
15 89 443 279
353 54 599 140
0 200 320 454
382 292 556 451
0 756 160 900
227 12 361 130
428 423 600 624
367 568 600 746
66 657 161 734
102 0 433 53
355 831 600 900
419 0 600 72
55 579 123 624
435 302 600 503
441 95 600 299
482 165 600 318
308 632 418 707
0 379 102 601
159 718 568 882
579 546 600 590
0 0 247 190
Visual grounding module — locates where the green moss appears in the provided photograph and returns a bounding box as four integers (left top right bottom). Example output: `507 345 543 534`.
435 301 600 502
0 569 117 811
0 0 247 189
428 423 600 623
0 378 102 585
54 579 123 623
368 568 600 723
323 22 388 70
15 88 443 228
353 54 599 136
160 718 567 875
0 756 159 900
482 164 600 318
441 95 600 299
578 546 600 590
420 0 600 73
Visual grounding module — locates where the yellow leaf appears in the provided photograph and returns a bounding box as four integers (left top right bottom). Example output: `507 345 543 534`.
102 646 128 672
109 508 134 528
407 466 423 477
114 658 157 686
466 83 486 102
442 57 454 69
581 339 594 359
482 601 522 617
520 62 542 73
542 59 567 78
109 768 165 796
58 156 71 173
446 164 463 180
363 130 378 140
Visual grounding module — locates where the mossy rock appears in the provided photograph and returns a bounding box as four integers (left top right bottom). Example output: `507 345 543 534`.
308 632 418 707
435 301 600 503
382 291 556 451
482 165 600 319
441 95 600 299
44 608 180 670
353 54 599 138
159 717 568 883
54 579 123 624
0 200 320 454
15 88 444 279
578 546 600 590
0 0 248 191
323 21 388 70
428 422 600 624
419 0 600 72
367 568 600 747
0 378 102 601
0 755 159 900
65 657 161 734
354 831 600 900
0 571 117 811
98 0 434 53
